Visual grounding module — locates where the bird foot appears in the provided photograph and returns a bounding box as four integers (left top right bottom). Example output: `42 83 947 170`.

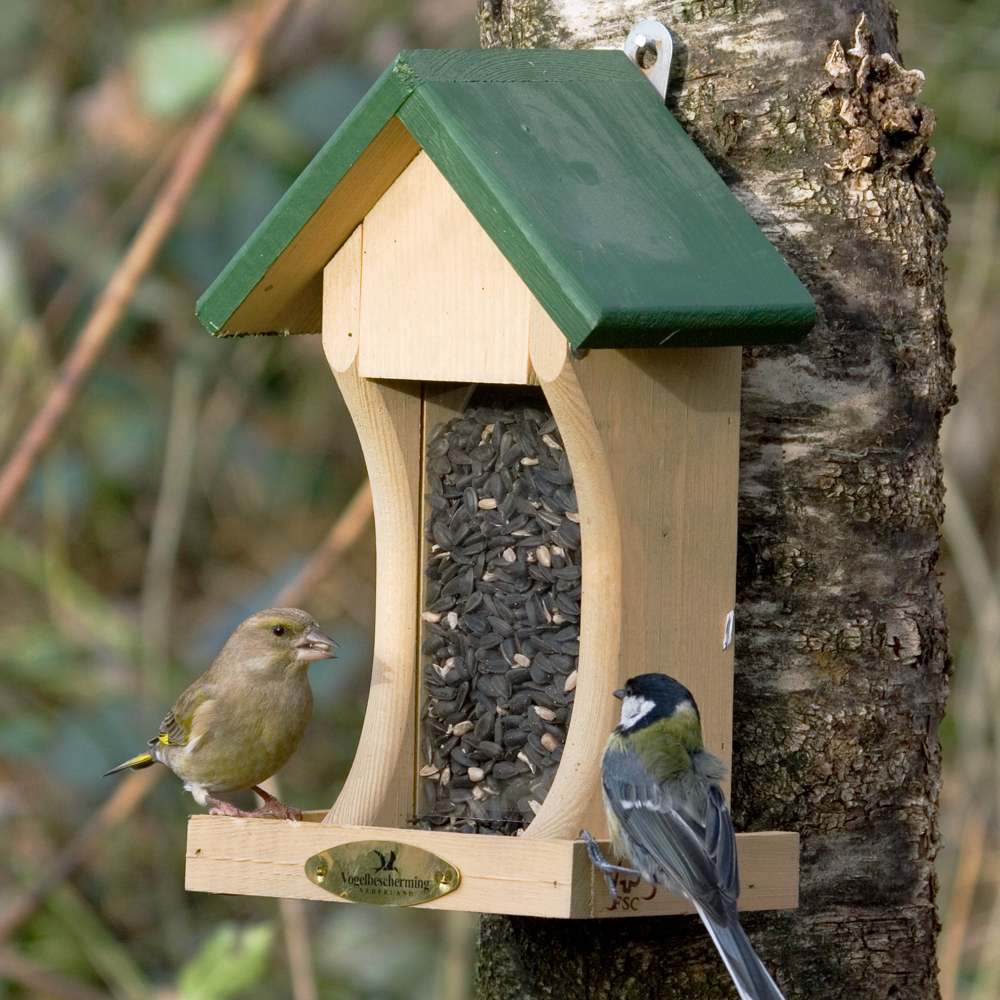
206 796 250 817
205 791 301 821
250 786 302 821
581 830 641 903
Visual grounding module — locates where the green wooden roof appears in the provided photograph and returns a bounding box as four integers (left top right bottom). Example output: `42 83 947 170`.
196 49 815 349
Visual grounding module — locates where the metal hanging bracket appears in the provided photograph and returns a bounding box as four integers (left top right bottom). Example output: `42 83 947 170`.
623 21 673 103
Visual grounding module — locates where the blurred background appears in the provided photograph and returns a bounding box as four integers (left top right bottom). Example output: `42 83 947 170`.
898 2 1000 998
0 1 480 997
0 0 994 997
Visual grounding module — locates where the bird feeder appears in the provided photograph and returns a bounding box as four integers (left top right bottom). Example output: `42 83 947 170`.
185 43 810 919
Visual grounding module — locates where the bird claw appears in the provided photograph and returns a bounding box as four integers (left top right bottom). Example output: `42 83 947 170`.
206 790 301 821
207 797 248 817
580 829 642 903
581 830 605 867
581 830 618 901
251 786 302 821
603 873 619 902
256 798 302 821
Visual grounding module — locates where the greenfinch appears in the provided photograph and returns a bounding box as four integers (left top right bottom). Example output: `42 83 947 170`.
105 608 337 820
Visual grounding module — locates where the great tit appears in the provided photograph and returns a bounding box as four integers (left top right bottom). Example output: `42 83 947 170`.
104 608 337 820
584 673 786 1000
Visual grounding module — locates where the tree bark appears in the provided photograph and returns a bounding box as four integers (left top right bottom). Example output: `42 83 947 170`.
476 3 954 999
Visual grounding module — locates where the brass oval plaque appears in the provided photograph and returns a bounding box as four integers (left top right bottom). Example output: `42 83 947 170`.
305 840 461 906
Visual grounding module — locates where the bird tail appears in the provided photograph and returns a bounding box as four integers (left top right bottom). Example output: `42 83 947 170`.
103 754 156 777
696 904 786 1000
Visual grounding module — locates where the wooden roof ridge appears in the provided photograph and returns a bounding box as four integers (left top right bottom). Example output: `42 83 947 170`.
196 48 815 349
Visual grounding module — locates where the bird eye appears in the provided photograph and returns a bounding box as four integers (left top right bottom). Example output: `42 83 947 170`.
272 625 286 636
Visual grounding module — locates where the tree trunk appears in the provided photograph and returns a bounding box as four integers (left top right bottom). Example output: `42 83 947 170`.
476 2 955 999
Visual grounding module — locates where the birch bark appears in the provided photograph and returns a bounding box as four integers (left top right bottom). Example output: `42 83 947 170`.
476 2 954 998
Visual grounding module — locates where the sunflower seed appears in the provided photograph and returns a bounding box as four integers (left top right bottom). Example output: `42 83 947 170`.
509 690 533 715
451 747 477 768
503 729 529 748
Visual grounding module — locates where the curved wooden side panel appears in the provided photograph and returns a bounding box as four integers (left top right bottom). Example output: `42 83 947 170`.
322 360 422 826
569 346 742 787
524 305 622 841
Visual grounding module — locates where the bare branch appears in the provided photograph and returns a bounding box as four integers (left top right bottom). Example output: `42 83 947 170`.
280 898 318 1000
0 766 163 945
40 126 192 341
0 0 298 527
275 479 374 608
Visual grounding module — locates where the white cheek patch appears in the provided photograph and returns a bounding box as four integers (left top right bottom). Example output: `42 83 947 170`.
619 695 656 729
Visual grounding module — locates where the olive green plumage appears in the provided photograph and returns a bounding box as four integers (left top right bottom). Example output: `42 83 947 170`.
105 608 336 818
603 711 714 862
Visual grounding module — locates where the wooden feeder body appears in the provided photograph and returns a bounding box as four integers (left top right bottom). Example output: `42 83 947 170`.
186 50 812 918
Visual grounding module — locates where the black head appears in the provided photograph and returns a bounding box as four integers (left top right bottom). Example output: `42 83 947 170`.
613 673 700 731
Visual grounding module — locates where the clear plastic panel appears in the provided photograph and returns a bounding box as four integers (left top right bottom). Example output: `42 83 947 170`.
416 403 581 834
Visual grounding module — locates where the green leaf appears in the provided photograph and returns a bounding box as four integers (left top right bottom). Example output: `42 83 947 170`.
131 21 229 119
177 922 275 1000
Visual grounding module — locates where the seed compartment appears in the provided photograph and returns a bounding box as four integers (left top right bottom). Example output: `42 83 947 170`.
417 404 581 835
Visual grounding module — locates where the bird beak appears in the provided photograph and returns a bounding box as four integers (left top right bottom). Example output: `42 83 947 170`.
613 689 624 700
294 626 338 662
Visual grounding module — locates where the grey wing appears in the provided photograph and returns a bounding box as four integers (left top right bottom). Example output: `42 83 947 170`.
603 747 734 924
703 779 739 901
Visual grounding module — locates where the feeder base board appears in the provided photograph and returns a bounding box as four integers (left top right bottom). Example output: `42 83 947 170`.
186 814 798 919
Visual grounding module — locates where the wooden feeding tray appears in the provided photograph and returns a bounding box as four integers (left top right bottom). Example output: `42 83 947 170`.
187 816 798 918
187 47 813 917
